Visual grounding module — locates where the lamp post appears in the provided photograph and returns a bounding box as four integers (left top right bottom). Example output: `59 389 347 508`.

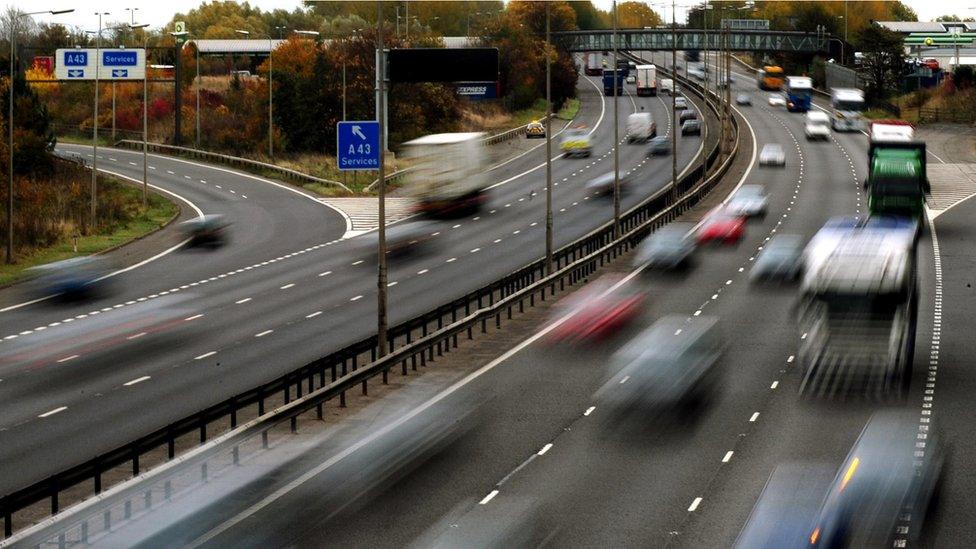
376 1 389 358
87 12 110 229
235 29 274 160
128 23 150 208
6 8 73 264
612 0 620 239
545 0 553 275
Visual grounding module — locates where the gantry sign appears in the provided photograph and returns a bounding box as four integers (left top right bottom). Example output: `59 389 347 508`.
552 29 826 53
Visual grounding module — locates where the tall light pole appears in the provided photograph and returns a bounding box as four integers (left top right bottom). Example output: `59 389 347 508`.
671 0 677 205
836 16 846 65
6 8 73 264
128 23 150 208
545 0 553 275
612 0 620 238
89 11 110 228
235 29 274 160
376 1 389 358
701 2 710 182
195 36 201 148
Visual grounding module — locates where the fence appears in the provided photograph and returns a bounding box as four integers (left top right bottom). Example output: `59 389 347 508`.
1 69 739 540
112 140 353 194
917 106 976 124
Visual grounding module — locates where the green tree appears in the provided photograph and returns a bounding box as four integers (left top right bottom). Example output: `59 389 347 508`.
855 24 905 102
568 1 610 30
617 1 664 28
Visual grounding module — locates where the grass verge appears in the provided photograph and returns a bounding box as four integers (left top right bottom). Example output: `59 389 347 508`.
0 181 178 287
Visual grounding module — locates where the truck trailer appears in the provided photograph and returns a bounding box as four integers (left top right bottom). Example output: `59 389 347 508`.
401 133 489 217
602 69 625 96
584 52 604 76
635 64 657 96
865 121 929 218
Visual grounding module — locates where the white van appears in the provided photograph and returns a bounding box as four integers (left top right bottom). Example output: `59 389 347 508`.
804 110 831 140
659 78 674 95
627 112 657 143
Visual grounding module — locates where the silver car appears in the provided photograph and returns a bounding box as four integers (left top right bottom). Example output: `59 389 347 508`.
634 223 697 270
750 234 804 282
759 143 786 166
674 96 688 110
735 93 752 106
768 93 786 107
726 185 768 219
648 135 671 156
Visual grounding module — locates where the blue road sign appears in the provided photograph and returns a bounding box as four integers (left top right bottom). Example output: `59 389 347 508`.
111 69 128 77
64 52 88 66
67 69 85 78
102 51 138 66
337 121 381 171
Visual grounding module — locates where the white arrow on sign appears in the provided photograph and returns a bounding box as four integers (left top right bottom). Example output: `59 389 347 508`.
352 125 366 140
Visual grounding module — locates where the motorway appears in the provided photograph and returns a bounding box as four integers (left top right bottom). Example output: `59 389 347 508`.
0 66 706 497
113 52 946 548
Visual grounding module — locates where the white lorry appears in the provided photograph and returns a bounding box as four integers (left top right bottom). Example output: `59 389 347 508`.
635 64 657 96
829 88 866 132
584 52 603 76
804 110 831 140
627 112 657 143
401 133 489 216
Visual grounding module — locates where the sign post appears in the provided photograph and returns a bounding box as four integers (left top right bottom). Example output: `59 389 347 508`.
55 48 146 81
336 121 381 171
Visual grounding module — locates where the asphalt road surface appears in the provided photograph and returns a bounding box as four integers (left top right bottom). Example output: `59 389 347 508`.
0 67 706 496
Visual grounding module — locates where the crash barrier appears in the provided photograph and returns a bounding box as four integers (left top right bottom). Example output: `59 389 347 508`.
112 140 354 194
0 68 739 540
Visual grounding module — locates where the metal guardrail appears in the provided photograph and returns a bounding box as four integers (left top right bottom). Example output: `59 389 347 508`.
112 140 354 194
0 70 737 540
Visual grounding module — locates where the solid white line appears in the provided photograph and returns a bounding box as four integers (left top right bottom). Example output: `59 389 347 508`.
127 332 147 340
722 451 734 463
255 330 273 338
479 490 500 505
306 311 322 318
688 497 703 512
123 376 151 386
185 314 204 321
195 351 217 360
56 354 80 363
38 406 68 418
538 443 554 456
236 298 252 304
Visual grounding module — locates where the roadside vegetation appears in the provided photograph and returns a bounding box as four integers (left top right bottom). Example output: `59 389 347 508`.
0 74 178 282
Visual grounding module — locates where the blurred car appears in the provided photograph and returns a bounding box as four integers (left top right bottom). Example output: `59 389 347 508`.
546 274 645 344
768 93 786 107
648 135 671 156
585 172 632 196
679 110 698 124
525 120 545 139
863 214 921 244
180 214 229 248
681 119 702 136
674 96 688 110
633 223 697 270
735 93 752 106
750 234 804 282
359 220 439 258
560 126 592 157
625 74 636 84
810 411 944 547
599 315 724 413
759 143 786 166
26 256 112 301
726 185 768 219
696 208 745 245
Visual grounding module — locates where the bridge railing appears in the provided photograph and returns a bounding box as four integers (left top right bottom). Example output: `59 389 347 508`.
553 28 826 53
0 69 739 541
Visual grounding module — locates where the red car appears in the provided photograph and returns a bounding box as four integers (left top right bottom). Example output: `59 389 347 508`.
547 275 645 344
696 208 746 246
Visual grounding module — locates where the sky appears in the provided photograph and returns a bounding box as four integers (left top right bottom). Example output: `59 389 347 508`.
12 1 976 33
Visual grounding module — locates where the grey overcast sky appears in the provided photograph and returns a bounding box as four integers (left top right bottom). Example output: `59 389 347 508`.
10 1 976 33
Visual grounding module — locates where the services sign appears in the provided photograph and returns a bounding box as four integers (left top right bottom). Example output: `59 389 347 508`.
55 48 146 81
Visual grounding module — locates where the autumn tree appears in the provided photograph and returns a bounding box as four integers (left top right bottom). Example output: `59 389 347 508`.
568 1 610 30
856 24 905 102
617 2 664 28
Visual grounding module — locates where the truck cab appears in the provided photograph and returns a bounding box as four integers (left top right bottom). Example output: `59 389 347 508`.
865 121 929 218
785 76 813 112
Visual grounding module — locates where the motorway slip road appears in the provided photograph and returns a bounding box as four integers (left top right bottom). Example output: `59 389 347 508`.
0 69 707 497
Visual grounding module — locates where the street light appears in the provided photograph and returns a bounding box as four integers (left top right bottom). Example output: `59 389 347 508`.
235 28 275 160
86 12 110 230
6 8 73 264
128 22 150 209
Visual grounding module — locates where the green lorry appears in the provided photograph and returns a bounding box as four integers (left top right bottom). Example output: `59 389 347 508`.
865 121 930 218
